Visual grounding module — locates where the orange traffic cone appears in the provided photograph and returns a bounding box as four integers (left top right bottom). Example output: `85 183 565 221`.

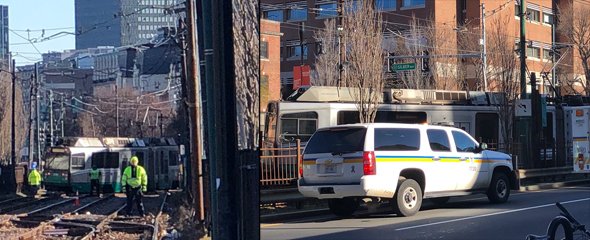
74 190 80 206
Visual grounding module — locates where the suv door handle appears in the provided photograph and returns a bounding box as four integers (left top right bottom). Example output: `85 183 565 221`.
459 157 467 161
432 157 440 161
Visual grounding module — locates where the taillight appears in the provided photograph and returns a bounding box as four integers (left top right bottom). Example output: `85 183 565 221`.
299 154 304 177
363 151 376 175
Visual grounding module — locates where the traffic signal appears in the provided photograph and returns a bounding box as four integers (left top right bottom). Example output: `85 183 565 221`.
45 133 52 147
421 50 430 72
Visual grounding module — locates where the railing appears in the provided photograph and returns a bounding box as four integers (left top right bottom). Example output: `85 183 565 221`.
260 140 302 188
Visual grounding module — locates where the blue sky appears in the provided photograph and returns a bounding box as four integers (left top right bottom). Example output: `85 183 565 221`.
2 0 75 66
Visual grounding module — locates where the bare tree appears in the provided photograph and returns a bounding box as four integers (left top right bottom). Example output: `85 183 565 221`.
457 24 485 91
558 3 590 95
392 16 431 89
342 0 384 123
312 18 340 86
487 15 519 150
0 71 27 192
423 17 462 90
76 86 179 138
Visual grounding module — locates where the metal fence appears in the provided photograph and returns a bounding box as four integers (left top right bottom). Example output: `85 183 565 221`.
260 140 301 188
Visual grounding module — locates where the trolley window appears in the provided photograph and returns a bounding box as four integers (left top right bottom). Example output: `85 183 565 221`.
104 152 120 168
160 151 169 173
46 152 70 170
169 152 179 166
91 152 106 168
280 112 318 143
71 153 86 170
337 111 427 125
475 113 499 144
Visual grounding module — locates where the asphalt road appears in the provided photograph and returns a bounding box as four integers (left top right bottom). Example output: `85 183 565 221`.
261 185 590 240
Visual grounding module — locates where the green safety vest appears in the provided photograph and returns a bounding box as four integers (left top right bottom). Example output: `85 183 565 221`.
122 166 147 189
28 170 41 186
90 169 100 180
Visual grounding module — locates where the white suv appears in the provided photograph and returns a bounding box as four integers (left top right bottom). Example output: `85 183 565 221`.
298 123 516 217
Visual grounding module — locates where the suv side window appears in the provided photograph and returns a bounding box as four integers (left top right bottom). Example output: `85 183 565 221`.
374 128 420 151
452 130 478 152
427 129 451 152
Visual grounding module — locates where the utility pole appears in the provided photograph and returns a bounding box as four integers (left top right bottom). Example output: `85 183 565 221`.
481 3 488 92
8 59 17 193
116 85 120 137
299 22 305 88
28 73 34 169
49 90 54 147
183 0 205 223
60 95 65 138
337 0 344 86
35 64 41 164
519 0 527 98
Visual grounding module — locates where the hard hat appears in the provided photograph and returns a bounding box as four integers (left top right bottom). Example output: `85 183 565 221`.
31 162 37 169
130 156 139 165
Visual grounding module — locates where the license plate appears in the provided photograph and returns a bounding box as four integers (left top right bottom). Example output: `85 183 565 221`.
324 164 336 174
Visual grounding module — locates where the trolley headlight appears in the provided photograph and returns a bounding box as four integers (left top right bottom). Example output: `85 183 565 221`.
61 173 67 177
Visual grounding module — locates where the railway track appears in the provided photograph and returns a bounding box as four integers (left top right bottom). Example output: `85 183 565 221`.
0 197 52 214
0 192 169 239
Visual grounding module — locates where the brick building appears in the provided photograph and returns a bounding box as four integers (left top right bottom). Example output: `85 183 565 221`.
261 0 588 95
261 19 282 109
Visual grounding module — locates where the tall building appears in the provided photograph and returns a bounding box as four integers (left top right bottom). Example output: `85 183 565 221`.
75 0 179 49
0 5 8 63
261 0 588 95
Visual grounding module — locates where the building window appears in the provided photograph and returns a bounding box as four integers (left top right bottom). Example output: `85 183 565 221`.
376 0 396 11
263 10 284 22
286 7 307 21
526 47 540 58
316 3 337 18
515 5 520 17
543 13 553 25
527 8 540 22
543 48 552 61
402 0 425 8
287 44 308 59
261 41 269 59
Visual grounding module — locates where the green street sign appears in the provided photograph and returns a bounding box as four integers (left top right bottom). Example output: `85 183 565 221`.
391 63 416 71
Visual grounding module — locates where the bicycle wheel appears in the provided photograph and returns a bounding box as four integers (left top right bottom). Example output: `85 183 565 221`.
548 216 574 240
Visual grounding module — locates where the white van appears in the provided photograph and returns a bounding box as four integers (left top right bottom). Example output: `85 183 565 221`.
298 123 516 217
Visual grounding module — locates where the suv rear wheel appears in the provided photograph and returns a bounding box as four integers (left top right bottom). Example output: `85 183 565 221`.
392 179 422 217
487 172 510 203
328 197 359 217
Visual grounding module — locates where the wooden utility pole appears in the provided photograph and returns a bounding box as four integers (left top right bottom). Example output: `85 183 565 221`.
28 73 34 169
184 0 205 222
7 59 17 193
35 64 41 164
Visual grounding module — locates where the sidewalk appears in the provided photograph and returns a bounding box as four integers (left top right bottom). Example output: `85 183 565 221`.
260 175 590 223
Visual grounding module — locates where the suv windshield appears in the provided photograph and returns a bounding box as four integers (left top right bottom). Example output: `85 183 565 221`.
304 127 366 154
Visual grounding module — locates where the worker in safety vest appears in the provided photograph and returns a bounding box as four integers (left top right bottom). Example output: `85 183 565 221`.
28 162 42 197
89 165 102 197
122 156 147 216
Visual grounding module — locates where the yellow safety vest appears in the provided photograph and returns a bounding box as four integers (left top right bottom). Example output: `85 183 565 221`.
90 169 100 180
122 166 147 189
28 170 42 186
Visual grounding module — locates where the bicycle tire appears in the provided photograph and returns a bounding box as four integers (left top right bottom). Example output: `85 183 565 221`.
547 216 574 240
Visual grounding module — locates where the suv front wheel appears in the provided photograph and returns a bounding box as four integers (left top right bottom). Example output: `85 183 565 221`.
328 197 359 217
487 172 510 203
392 179 422 217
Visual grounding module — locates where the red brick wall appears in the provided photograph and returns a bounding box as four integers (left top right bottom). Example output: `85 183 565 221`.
261 19 282 112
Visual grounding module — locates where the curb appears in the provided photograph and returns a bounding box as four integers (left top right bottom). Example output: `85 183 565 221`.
261 208 331 223
519 179 590 191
